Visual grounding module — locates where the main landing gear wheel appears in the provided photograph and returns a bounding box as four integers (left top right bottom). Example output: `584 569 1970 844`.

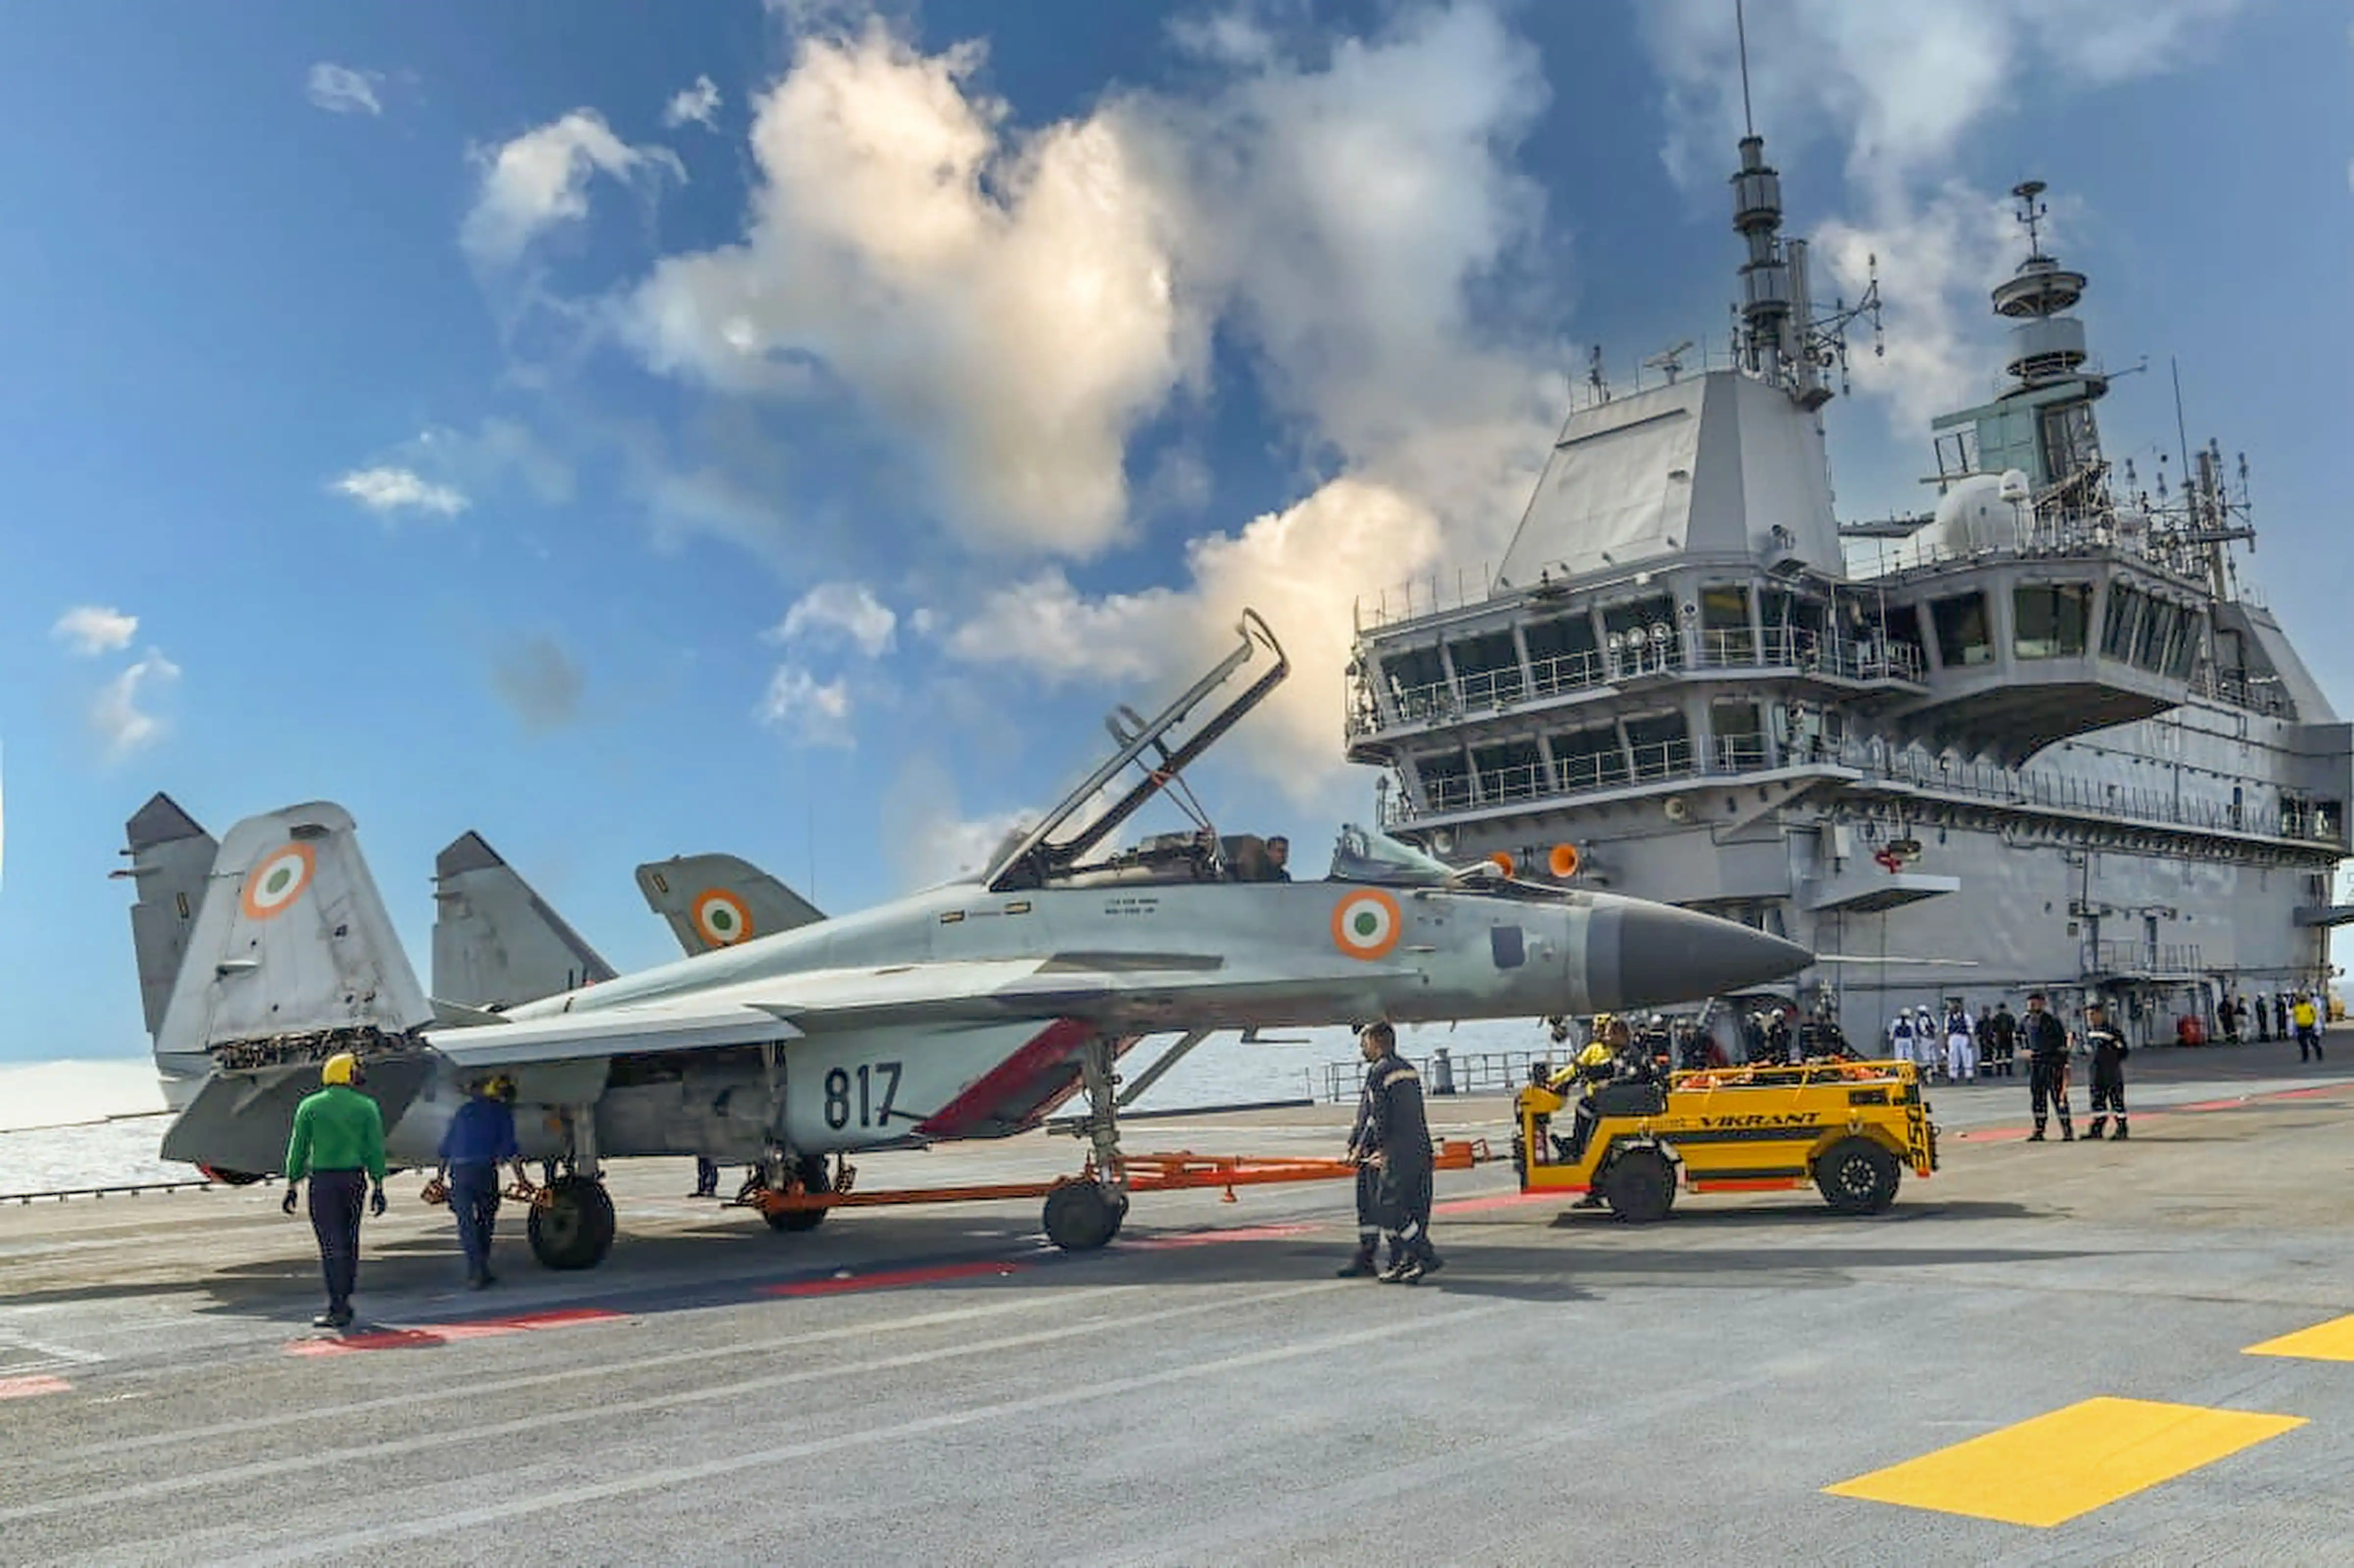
1601 1147 1675 1224
1042 1182 1124 1252
528 1175 616 1270
764 1155 832 1234
1815 1137 1901 1215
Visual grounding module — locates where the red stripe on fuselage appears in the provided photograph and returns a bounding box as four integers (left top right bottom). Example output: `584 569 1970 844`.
914 1018 1096 1139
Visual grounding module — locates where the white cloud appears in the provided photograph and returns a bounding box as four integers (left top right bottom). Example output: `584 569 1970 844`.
757 664 854 746
768 582 897 657
306 63 383 117
332 466 471 519
947 476 1448 796
1813 184 2022 431
1638 0 2244 438
623 22 1200 555
662 75 723 130
51 606 138 657
623 7 1557 563
878 756 1033 890
461 110 687 269
91 652 179 761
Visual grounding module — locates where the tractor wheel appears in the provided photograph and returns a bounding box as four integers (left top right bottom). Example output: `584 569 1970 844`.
763 1155 833 1234
1815 1137 1901 1215
528 1176 616 1269
1602 1147 1675 1224
1042 1182 1121 1252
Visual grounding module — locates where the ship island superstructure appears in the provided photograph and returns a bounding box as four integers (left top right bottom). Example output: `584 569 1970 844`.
1345 132 2352 1050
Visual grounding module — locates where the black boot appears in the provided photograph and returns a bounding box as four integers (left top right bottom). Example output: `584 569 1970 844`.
1335 1244 1379 1279
2085 1119 2106 1141
2111 1122 2129 1140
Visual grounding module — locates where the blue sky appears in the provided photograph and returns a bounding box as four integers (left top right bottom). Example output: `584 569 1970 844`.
3 0 2348 1063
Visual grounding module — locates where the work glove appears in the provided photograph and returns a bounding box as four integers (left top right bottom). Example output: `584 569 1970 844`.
369 1186 387 1218
281 1185 300 1215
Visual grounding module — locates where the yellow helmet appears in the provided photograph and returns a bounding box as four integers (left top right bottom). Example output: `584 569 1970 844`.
476 1074 516 1102
321 1053 359 1086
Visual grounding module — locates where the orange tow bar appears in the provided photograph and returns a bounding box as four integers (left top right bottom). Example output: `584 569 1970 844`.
744 1138 1491 1216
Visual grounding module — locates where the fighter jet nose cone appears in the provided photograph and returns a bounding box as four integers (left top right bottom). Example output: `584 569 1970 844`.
1589 902 1812 1013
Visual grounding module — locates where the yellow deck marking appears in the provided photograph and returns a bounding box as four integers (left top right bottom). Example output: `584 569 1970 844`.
2245 1314 2354 1362
1824 1397 2304 1528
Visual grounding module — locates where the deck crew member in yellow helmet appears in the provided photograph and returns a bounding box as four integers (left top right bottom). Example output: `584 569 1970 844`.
283 1052 388 1330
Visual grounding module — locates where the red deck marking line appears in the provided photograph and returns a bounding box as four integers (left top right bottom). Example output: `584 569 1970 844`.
762 1260 1025 1298
0 1375 72 1399
1125 1222 1321 1251
1436 1190 1561 1215
285 1306 621 1356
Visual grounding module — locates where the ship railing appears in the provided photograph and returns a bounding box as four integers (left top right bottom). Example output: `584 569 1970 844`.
1319 1049 1573 1104
1349 632 1927 742
1354 563 1500 632
2093 940 2204 975
1715 733 1769 772
1837 738 2337 843
2187 666 2291 719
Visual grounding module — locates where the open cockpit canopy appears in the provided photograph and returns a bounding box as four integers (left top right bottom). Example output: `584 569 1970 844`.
987 611 1289 892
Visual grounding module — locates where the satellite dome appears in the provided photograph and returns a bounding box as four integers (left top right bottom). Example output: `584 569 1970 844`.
1932 472 2023 555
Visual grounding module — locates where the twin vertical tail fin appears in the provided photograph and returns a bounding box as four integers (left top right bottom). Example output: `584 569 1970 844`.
635 853 823 955
116 793 219 1053
155 800 433 1067
432 832 616 1012
149 801 435 1174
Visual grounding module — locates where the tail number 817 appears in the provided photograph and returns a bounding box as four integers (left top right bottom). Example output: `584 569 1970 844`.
823 1062 904 1130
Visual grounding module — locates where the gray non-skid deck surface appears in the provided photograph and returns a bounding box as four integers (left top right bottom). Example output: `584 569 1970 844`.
6 1048 2354 1566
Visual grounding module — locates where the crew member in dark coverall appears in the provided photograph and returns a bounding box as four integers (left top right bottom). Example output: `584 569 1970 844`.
1339 1022 1444 1284
2021 991 2074 1142
1337 1025 1387 1278
438 1075 528 1288
283 1052 388 1330
2081 999 2130 1140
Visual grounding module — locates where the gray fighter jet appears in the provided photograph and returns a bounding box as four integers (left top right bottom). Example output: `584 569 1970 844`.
133 612 1809 1269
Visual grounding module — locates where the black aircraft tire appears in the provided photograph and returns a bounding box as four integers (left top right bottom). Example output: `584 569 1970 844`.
764 1155 833 1234
1816 1137 1901 1215
528 1177 616 1270
200 1166 266 1187
1105 1192 1130 1240
1043 1183 1120 1252
1602 1148 1674 1224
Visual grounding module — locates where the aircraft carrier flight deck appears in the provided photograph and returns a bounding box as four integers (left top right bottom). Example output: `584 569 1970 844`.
8 1048 2354 1567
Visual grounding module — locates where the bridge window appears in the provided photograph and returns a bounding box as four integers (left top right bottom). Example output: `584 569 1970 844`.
2134 599 2178 673
1553 725 1629 789
1411 750 1473 812
2013 583 2092 659
1379 645 1447 721
1471 740 1545 805
1929 591 1994 668
1522 614 1601 692
1698 585 1754 664
1711 699 1766 771
2100 584 2146 661
1624 711 1692 781
1446 630 1524 706
2163 610 2202 680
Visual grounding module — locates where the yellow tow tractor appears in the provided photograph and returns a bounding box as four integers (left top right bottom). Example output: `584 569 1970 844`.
1512 1058 1939 1221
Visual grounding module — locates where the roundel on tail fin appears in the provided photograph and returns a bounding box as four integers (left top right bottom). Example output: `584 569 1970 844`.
240 842 317 921
693 888 754 947
1331 889 1403 961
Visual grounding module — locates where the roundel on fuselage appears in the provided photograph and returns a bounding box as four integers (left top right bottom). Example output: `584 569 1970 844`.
240 842 317 922
1331 889 1403 961
693 887 754 947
